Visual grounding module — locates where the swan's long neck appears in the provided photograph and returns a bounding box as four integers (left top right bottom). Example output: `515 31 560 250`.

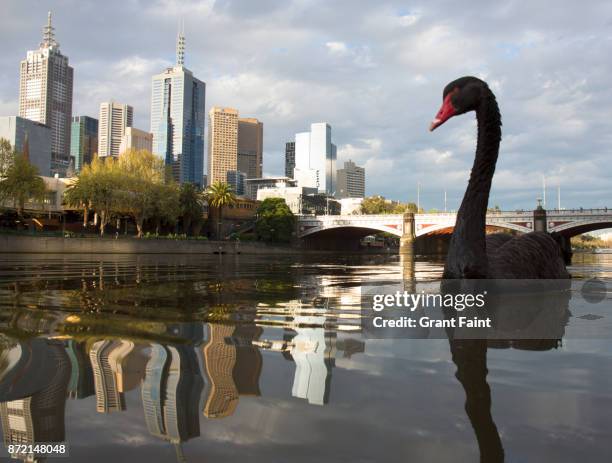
445 90 501 278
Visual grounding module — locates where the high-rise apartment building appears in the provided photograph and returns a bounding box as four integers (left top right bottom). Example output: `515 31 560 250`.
18 12 73 176
98 102 133 158
70 115 98 172
151 29 206 186
293 123 337 195
336 160 365 198
208 108 264 189
0 116 51 175
285 141 295 178
118 127 153 154
207 107 238 186
237 118 263 179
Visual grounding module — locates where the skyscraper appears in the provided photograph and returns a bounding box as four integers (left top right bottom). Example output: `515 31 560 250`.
207 107 238 186
118 127 153 154
226 170 246 196
151 28 206 186
98 102 133 158
18 12 73 177
70 115 98 172
293 123 337 195
336 160 365 198
0 116 51 175
285 141 295 178
237 117 263 179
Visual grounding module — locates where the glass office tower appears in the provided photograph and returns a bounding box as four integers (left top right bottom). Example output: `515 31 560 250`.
150 30 205 186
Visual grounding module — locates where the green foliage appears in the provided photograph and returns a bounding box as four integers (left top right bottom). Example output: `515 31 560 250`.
394 202 419 214
64 150 180 237
255 197 296 243
571 234 610 250
64 156 123 235
179 182 204 235
0 152 46 217
205 181 236 209
0 138 15 178
360 196 419 214
204 181 236 239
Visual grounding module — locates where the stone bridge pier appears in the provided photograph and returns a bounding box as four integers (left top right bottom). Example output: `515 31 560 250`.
399 213 416 254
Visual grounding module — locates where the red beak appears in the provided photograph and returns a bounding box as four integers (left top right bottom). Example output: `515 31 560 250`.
429 92 456 132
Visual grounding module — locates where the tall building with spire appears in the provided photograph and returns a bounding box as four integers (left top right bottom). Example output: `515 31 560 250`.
18 12 73 177
150 26 206 186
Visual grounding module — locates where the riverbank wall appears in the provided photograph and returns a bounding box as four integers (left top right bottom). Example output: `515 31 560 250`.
0 235 306 255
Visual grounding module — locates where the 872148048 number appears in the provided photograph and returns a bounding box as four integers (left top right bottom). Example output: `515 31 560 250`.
6 442 69 458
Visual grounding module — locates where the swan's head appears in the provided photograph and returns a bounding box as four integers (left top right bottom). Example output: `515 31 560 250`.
429 76 488 131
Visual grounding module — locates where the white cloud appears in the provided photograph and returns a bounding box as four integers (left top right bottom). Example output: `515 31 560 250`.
2 0 612 209
325 41 348 55
397 13 420 27
337 138 382 164
144 0 215 17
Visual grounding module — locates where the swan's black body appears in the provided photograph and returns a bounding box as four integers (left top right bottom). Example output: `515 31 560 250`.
431 77 569 280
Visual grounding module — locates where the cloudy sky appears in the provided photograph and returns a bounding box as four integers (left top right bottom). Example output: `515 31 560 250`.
1 0 611 210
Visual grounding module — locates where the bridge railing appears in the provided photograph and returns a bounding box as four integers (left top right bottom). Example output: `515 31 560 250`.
296 208 612 221
546 208 611 215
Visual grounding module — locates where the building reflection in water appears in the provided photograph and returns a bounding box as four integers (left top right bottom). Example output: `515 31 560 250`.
201 324 240 418
141 342 203 460
89 339 148 413
90 340 124 413
0 340 70 462
200 323 264 418
289 316 336 406
65 340 94 399
0 307 365 460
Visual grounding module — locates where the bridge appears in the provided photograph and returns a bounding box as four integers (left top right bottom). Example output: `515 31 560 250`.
297 208 612 252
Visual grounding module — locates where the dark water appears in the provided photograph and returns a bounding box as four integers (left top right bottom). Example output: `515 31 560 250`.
0 252 610 463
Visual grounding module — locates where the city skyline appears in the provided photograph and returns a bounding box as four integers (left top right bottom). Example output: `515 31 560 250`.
1 2 611 209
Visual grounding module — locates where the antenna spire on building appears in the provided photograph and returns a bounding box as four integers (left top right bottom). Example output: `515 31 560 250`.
41 11 58 48
176 19 185 66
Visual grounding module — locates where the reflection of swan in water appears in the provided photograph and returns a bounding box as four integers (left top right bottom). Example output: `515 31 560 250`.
446 289 570 462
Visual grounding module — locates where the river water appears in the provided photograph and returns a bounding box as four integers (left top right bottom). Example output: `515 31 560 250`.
0 252 610 462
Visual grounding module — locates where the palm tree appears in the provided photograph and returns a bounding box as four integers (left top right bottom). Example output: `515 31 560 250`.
204 181 236 239
179 182 204 235
64 175 91 227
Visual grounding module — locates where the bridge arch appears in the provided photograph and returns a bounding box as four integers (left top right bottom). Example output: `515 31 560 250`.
550 219 612 237
298 217 403 239
415 221 532 237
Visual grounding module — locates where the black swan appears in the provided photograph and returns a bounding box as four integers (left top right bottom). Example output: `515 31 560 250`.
429 76 570 280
